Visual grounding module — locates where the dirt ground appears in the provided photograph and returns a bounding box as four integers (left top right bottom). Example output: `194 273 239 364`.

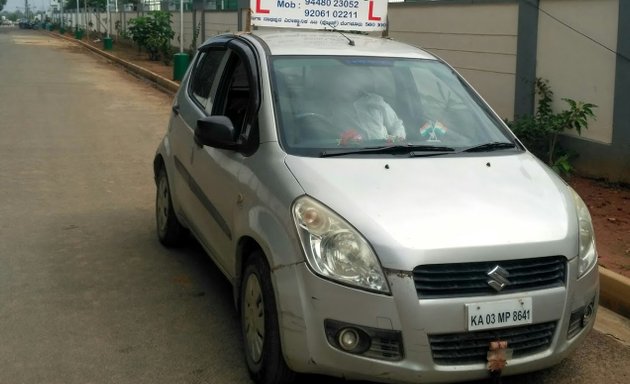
65 30 630 278
569 177 630 277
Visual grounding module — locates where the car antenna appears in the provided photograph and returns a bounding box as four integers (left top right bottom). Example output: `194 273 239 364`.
322 22 355 46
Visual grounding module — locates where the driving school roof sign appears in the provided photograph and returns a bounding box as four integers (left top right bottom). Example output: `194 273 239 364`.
250 0 388 32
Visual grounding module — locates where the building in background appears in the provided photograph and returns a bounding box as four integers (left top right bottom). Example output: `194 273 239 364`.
394 0 629 182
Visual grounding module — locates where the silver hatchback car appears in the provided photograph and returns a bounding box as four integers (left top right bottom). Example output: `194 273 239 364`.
154 30 599 384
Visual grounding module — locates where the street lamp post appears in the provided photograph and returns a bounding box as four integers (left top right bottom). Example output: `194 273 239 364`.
172 0 189 81
83 0 87 39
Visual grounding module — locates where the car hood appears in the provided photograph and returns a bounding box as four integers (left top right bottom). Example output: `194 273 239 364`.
284 153 578 270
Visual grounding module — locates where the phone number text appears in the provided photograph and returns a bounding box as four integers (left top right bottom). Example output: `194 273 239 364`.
305 0 360 8
305 9 358 18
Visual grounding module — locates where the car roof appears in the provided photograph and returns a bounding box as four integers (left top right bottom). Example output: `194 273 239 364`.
244 29 437 60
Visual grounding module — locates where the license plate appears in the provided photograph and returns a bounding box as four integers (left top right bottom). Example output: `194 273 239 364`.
466 298 533 331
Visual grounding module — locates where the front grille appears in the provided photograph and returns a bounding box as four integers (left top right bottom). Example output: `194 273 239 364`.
429 321 556 365
413 256 566 298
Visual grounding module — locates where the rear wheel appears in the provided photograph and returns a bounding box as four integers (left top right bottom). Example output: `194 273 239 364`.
241 253 295 384
155 167 187 246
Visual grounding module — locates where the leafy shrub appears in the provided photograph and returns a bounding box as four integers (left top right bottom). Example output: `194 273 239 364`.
128 11 175 62
507 79 596 176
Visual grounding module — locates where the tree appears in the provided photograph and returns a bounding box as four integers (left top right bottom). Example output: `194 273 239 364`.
1 10 24 21
0 0 7 13
127 11 175 63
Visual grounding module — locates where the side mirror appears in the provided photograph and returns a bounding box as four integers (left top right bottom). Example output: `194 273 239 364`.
195 116 237 150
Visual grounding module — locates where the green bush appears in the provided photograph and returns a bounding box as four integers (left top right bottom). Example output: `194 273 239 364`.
507 79 597 176
128 11 175 62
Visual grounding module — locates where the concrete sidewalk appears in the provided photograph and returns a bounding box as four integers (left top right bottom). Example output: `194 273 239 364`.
48 30 630 326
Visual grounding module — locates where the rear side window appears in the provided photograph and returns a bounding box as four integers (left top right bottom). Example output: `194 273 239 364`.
190 49 227 113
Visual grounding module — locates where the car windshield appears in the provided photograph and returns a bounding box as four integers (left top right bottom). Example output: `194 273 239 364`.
270 56 515 157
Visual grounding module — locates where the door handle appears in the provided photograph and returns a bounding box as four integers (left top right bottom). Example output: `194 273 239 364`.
172 105 180 115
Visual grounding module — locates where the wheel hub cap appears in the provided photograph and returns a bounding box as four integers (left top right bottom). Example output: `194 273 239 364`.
244 274 265 363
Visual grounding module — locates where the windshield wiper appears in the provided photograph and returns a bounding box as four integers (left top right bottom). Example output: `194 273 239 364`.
461 142 516 153
320 145 455 158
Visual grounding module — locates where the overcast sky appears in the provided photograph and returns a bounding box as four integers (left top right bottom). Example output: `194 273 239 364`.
4 0 18 12
4 0 50 13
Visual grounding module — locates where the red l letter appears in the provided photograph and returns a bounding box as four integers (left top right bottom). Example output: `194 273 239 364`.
256 0 270 14
368 0 381 21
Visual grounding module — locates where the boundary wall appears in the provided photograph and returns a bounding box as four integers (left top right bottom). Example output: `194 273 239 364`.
59 0 629 182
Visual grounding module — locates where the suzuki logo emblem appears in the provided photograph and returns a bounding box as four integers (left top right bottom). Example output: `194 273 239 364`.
487 266 510 292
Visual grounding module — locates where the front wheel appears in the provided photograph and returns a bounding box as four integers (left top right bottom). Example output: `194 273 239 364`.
241 253 296 384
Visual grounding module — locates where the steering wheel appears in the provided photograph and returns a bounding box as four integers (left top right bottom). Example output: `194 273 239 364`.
295 113 338 141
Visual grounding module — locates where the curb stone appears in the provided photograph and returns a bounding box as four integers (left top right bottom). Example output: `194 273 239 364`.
45 31 630 321
48 32 180 95
599 266 630 319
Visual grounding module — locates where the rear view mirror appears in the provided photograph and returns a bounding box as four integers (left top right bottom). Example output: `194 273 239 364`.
195 116 237 150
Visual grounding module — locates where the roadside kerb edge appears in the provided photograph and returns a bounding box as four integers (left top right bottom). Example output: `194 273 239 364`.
45 31 630 321
48 32 180 94
599 266 630 319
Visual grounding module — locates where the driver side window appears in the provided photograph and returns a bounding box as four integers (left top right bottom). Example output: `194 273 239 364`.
214 54 252 138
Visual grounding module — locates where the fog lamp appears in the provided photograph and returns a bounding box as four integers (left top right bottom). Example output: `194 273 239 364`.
582 302 595 326
338 328 360 351
325 319 403 361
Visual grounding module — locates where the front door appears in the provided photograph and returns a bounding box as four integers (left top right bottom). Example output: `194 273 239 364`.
187 41 260 278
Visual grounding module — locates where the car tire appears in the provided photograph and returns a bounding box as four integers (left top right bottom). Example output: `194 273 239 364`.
241 252 296 384
155 167 187 247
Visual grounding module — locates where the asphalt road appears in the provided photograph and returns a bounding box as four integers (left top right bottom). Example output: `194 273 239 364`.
0 28 629 384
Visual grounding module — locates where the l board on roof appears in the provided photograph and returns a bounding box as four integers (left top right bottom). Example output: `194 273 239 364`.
250 0 388 32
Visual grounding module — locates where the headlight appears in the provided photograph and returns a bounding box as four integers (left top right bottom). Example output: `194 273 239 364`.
571 188 597 277
292 196 390 293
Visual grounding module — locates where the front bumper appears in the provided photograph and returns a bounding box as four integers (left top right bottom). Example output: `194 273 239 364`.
273 257 599 383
